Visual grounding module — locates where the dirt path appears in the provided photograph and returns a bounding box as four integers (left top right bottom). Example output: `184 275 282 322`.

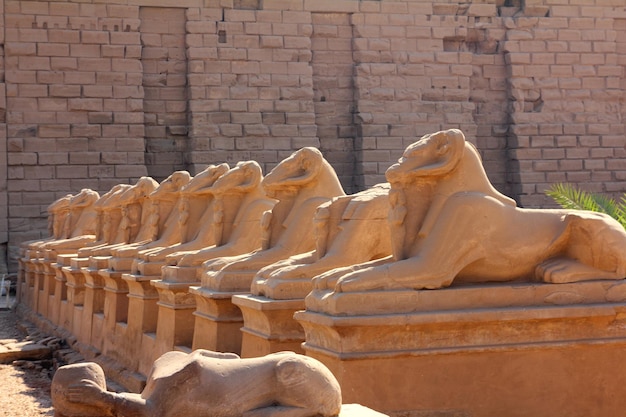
0 310 54 417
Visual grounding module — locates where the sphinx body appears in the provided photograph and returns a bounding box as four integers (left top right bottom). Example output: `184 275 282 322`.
77 184 133 252
313 129 626 293
199 147 345 292
111 171 191 259
164 161 277 272
52 350 342 417
251 183 392 300
78 176 161 257
39 189 101 252
20 193 73 254
139 163 230 263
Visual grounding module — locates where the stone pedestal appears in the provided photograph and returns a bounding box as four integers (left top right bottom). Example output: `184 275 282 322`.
26 254 45 310
189 268 260 355
17 256 28 305
100 266 130 362
79 258 108 351
162 264 198 282
136 259 165 277
108 254 136 273
138 332 157 377
40 248 81 318
19 251 35 308
152 278 197 362
51 254 75 329
190 287 244 355
61 257 89 337
122 273 160 373
232 294 305 357
40 257 59 318
296 280 626 416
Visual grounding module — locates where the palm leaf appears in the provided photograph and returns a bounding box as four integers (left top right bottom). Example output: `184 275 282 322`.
617 195 626 229
545 183 626 230
545 183 601 212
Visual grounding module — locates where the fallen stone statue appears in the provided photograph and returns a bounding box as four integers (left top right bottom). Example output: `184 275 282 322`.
52 350 342 417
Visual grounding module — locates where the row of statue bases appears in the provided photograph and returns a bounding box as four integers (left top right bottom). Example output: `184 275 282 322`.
19 130 626 417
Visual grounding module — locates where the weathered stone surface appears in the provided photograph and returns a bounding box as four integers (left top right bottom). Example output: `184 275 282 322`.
0 341 52 364
53 351 343 417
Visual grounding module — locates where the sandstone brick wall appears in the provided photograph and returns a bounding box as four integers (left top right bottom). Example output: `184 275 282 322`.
506 0 626 206
3 0 148 263
1 0 625 270
185 4 320 177
312 12 357 190
141 6 189 179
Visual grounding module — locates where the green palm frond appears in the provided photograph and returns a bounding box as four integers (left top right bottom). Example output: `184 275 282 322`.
545 183 600 211
545 183 626 230
618 195 626 228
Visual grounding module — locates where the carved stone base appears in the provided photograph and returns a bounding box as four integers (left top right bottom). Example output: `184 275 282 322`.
232 294 305 357
79 262 107 350
121 273 160 373
31 258 46 312
296 280 626 416
306 279 626 315
51 254 75 329
37 258 56 317
162 265 199 282
107 255 135 273
152 279 197 362
136 259 165 276
189 286 244 355
21 258 37 307
138 332 157 377
100 269 130 363
62 258 89 336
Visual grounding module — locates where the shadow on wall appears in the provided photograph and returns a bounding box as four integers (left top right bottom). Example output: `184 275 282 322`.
0 243 7 275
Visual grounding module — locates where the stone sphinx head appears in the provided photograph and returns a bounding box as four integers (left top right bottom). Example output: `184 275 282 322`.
181 163 230 195
51 363 108 417
69 188 100 209
149 171 191 201
262 147 326 198
386 128 466 185
210 161 264 196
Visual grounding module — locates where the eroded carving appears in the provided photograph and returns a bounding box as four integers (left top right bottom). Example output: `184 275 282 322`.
52 350 341 417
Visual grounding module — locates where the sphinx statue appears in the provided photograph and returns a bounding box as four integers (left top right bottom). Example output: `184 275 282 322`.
76 184 133 252
21 193 73 254
47 195 74 240
52 350 342 417
39 189 101 252
135 163 230 265
311 129 626 294
64 177 158 257
251 183 392 300
18 194 73 290
111 171 191 259
198 147 346 292
162 161 276 278
117 177 160 246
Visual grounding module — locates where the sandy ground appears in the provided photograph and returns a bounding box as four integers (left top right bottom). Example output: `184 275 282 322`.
0 308 54 417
